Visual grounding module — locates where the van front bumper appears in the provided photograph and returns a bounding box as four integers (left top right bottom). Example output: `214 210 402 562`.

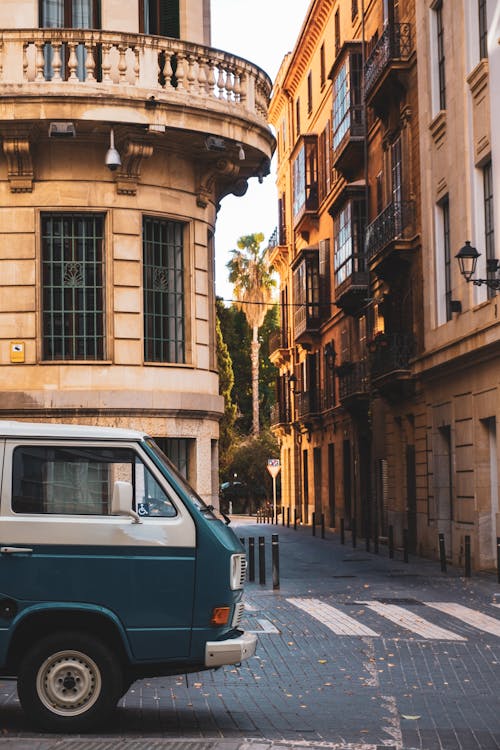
205 631 257 668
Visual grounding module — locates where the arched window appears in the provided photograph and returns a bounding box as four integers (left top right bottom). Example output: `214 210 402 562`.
139 0 180 37
40 0 101 29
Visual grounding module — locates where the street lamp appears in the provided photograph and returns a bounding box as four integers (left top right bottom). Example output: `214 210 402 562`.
456 241 500 289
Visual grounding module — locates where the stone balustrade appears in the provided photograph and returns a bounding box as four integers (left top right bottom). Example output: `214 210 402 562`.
0 29 272 124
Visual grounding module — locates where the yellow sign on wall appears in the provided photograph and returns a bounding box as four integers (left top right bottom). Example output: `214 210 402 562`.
10 341 25 363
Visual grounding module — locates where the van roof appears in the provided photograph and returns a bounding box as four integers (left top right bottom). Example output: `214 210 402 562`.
0 420 146 441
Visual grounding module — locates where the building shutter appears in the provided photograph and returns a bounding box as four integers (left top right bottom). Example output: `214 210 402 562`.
160 0 180 38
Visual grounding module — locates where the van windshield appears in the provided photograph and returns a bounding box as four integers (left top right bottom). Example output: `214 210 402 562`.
144 438 218 520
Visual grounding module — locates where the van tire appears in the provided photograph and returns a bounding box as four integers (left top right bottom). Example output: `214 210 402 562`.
17 631 123 732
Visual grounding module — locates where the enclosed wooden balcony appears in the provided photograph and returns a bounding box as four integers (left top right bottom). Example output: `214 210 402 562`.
364 23 414 117
292 248 323 346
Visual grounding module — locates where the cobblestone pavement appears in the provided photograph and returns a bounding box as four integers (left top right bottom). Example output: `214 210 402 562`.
1 519 500 750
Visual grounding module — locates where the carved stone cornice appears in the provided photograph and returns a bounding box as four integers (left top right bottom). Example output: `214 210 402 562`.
114 139 154 195
2 134 34 192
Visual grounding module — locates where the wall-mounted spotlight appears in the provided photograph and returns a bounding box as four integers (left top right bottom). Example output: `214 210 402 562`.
105 129 121 171
205 135 226 152
49 122 76 138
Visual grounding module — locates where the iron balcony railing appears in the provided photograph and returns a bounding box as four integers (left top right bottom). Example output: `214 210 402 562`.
370 332 415 380
338 359 369 401
365 22 413 96
365 200 415 259
268 329 289 355
295 390 321 418
270 402 291 426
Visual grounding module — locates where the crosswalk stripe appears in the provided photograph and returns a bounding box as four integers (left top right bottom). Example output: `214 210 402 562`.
359 601 466 641
287 597 379 636
425 602 500 637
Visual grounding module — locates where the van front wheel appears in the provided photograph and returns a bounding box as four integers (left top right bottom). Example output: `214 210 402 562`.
17 631 123 732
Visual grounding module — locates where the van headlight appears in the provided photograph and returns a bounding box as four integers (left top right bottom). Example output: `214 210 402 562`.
230 554 247 590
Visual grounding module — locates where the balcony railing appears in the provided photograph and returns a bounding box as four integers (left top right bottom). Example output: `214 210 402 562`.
338 359 369 402
269 329 289 355
270 402 291 427
365 23 413 96
0 29 271 123
365 200 415 260
370 332 415 381
296 390 321 418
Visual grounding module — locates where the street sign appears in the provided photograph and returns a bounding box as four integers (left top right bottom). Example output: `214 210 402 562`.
267 459 281 524
267 458 281 479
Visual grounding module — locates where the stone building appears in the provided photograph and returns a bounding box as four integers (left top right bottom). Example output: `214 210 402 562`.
0 0 274 505
270 0 500 570
269 0 422 549
414 0 500 568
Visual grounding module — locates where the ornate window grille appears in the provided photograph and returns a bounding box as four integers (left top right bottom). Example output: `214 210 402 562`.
42 213 105 360
143 217 185 363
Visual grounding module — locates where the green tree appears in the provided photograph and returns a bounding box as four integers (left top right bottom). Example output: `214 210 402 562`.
227 233 276 435
227 429 281 512
216 305 237 477
217 302 252 431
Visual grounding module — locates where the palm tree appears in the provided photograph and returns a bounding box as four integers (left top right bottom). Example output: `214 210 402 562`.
227 233 276 435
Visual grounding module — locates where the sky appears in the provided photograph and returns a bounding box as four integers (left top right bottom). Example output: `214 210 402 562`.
210 0 311 303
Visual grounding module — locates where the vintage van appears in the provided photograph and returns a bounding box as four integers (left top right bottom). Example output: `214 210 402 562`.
0 420 255 731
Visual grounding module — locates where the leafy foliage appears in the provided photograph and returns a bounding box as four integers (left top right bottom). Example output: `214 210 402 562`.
222 429 281 510
216 310 237 477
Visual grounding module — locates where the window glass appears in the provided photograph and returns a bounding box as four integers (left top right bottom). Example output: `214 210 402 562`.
12 446 177 517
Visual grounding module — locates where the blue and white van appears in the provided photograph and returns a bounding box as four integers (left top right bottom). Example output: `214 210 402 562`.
0 420 255 731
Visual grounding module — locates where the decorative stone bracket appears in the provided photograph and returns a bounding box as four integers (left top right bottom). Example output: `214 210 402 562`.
196 158 246 208
2 135 34 193
114 140 154 195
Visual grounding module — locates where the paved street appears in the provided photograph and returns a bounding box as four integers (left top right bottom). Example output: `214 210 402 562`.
1 519 500 750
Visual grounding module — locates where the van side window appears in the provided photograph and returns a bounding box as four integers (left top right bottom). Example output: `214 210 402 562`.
11 446 177 517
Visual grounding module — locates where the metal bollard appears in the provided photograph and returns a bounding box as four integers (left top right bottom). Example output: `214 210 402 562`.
438 532 447 572
248 537 255 582
287 507 290 528
403 529 409 563
365 519 370 552
258 536 266 585
272 534 280 590
388 525 394 559
312 511 316 536
340 517 345 545
294 509 297 531
321 513 325 539
464 535 471 577
351 518 357 548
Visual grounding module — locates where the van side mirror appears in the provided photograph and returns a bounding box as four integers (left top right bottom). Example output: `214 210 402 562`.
112 481 142 524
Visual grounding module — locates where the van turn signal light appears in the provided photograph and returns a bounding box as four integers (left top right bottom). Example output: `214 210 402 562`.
211 606 230 626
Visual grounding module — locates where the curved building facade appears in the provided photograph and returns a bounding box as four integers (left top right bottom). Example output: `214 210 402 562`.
0 0 274 503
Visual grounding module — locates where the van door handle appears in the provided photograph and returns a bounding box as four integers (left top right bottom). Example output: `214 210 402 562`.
0 547 33 555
